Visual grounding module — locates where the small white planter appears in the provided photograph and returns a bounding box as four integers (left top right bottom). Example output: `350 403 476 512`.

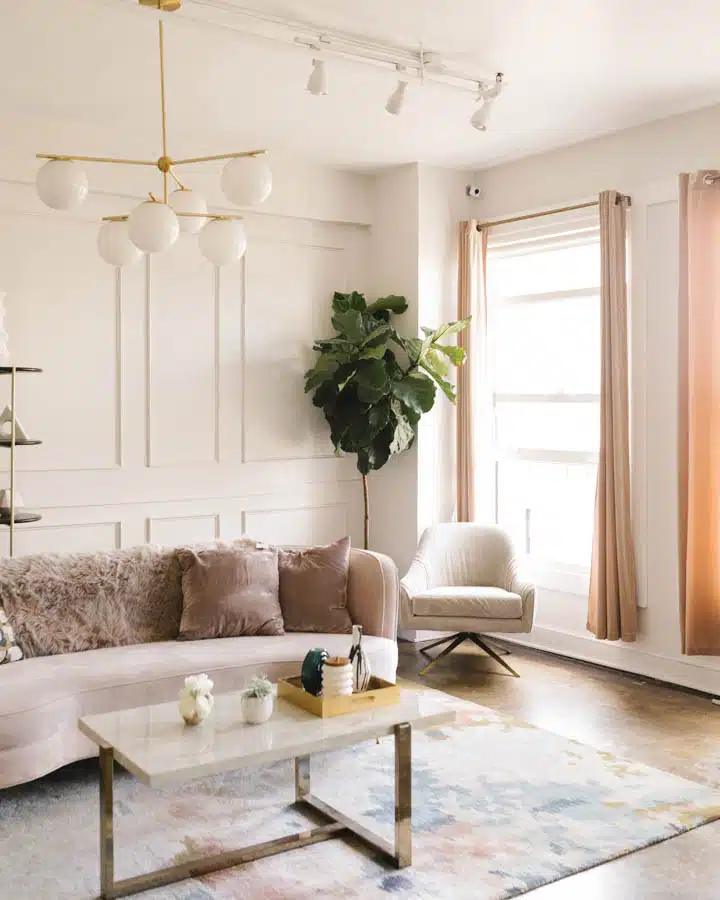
241 692 274 725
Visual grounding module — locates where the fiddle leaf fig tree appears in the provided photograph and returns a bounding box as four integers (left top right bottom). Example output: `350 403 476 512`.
304 291 469 549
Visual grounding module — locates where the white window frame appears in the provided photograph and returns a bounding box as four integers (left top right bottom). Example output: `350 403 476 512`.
487 233 601 595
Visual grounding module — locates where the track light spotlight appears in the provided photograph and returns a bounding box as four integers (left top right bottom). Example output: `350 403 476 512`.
306 58 328 96
386 80 408 115
470 98 491 132
470 74 504 131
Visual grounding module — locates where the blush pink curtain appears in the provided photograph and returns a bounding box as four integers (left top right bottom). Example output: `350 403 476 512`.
678 172 720 655
456 221 488 523
587 191 638 642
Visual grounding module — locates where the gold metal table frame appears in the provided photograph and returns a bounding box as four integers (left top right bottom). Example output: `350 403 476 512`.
98 722 412 899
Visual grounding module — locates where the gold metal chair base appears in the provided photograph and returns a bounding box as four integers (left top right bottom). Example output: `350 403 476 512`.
98 723 412 898
418 632 521 678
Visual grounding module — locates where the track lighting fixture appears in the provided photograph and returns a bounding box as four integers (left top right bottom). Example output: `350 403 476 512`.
306 58 328 96
385 79 408 116
470 73 503 132
470 99 491 132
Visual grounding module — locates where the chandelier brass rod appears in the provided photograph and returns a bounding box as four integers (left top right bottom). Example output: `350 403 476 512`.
159 21 169 203
173 150 267 166
36 153 157 167
101 211 244 222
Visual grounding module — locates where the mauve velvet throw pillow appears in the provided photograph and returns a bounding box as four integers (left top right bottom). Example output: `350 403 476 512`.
178 544 284 640
278 537 352 633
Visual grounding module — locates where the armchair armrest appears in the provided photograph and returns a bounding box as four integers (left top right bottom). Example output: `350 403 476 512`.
505 558 536 632
399 555 431 628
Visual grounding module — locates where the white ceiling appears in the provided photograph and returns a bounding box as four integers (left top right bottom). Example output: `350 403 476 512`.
3 0 720 172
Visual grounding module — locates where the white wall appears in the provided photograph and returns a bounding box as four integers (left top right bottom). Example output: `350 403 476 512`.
472 103 720 694
0 159 373 557
366 165 420 574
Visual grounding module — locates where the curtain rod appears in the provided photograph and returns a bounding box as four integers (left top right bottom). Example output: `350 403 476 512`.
475 194 631 231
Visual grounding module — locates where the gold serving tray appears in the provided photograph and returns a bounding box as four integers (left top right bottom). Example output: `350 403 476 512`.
277 675 401 718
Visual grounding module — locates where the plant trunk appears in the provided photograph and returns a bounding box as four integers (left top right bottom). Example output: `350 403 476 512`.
362 473 370 550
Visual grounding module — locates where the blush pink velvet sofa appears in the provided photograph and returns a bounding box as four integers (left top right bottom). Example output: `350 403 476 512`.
0 545 399 790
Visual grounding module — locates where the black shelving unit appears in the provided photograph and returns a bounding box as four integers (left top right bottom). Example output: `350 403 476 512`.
0 366 43 556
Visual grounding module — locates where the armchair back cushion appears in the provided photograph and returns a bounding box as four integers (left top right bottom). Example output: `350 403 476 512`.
417 523 515 589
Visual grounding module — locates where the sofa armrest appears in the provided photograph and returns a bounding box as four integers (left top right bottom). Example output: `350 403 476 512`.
346 549 400 641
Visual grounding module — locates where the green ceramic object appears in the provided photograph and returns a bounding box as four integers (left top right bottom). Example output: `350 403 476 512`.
301 648 328 696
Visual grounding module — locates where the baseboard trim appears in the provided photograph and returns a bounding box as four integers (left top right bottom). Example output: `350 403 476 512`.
499 626 720 698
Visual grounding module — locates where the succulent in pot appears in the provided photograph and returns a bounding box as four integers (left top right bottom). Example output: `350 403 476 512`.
240 675 274 725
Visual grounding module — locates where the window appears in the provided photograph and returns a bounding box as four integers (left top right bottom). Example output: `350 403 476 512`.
486 226 601 583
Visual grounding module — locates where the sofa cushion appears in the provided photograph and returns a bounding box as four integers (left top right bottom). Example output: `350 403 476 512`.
0 545 184 658
278 537 352 633
0 605 22 664
178 544 284 640
412 586 523 620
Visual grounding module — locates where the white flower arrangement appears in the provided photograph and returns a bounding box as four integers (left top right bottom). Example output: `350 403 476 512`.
178 672 214 726
184 673 214 697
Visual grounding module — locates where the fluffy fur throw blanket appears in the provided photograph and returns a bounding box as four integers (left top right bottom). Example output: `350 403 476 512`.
0 545 183 657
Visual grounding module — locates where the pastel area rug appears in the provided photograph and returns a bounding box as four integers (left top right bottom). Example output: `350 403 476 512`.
1 690 719 900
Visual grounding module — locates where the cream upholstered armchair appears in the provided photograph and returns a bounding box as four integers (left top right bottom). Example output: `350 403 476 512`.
400 523 535 677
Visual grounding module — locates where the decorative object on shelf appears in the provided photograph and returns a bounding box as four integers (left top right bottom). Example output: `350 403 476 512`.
35 0 272 269
321 656 354 697
178 673 214 726
305 291 469 549
0 406 29 442
0 367 43 555
240 675 274 725
0 490 23 515
0 606 23 664
349 624 371 692
0 295 9 366
278 675 400 718
301 647 328 696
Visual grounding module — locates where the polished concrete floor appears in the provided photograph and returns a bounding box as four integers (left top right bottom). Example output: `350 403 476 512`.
397 638 720 899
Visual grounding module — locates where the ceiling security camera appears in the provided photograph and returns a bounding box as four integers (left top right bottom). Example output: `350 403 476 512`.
466 185 482 198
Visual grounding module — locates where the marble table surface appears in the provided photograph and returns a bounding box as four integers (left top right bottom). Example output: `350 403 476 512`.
79 686 455 788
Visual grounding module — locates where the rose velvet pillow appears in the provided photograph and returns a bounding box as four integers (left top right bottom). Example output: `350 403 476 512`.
278 537 352 633
178 543 284 640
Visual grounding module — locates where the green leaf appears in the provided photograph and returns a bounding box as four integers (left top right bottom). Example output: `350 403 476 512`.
435 344 466 365
389 399 416 455
392 334 424 365
366 295 408 316
362 323 392 348
304 356 339 392
331 309 364 342
428 316 471 344
355 359 390 404
332 291 367 314
391 371 436 414
424 348 450 378
419 361 456 402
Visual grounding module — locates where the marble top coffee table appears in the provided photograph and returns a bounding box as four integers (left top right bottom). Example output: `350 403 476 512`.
79 686 455 899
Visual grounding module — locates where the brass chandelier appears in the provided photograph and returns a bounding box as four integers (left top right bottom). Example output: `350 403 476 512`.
34 0 273 267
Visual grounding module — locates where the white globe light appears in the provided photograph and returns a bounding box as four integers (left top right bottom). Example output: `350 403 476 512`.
221 156 272 207
97 221 143 268
198 219 247 266
127 201 179 253
36 159 89 210
168 188 207 234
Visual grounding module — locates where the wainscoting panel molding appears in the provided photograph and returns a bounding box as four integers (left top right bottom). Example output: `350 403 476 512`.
0 179 369 559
